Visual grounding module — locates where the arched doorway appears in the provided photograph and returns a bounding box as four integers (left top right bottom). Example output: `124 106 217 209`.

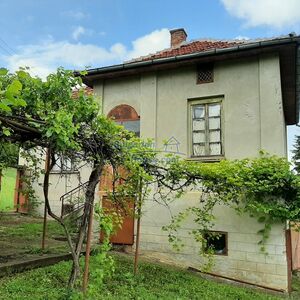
100 105 140 245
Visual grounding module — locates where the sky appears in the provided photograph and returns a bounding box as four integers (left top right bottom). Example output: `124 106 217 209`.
0 0 299 159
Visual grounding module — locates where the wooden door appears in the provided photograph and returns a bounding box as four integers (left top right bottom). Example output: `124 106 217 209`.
99 165 134 245
100 196 134 245
14 169 28 213
291 223 300 270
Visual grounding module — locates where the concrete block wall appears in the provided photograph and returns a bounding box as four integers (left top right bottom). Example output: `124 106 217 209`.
137 194 288 291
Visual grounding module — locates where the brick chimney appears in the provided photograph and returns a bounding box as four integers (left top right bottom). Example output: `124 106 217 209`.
170 28 187 47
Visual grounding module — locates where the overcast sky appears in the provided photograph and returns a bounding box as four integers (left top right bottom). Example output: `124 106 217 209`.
0 0 299 159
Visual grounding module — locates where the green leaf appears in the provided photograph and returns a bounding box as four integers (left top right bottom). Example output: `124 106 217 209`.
0 102 12 112
6 79 22 103
16 70 28 79
15 98 27 107
0 68 8 76
2 128 11 136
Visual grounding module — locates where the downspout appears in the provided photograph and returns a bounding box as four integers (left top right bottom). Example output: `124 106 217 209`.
286 44 300 294
296 44 300 126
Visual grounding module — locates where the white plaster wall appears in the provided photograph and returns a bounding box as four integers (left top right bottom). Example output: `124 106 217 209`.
97 53 289 291
19 150 93 217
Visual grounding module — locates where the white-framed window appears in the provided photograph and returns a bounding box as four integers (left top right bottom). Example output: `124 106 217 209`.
189 98 223 159
51 155 78 173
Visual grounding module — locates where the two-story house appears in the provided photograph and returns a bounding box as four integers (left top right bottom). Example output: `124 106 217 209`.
31 29 300 292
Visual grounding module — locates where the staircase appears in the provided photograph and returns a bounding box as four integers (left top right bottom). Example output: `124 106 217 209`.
60 181 89 218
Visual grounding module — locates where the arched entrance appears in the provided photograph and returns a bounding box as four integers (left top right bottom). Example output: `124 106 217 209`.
100 105 140 245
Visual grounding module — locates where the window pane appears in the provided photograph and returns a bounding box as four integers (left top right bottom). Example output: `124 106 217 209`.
208 103 220 117
209 117 220 130
193 144 205 156
117 120 140 137
193 119 205 131
209 130 221 143
193 132 205 143
209 143 221 155
193 105 205 119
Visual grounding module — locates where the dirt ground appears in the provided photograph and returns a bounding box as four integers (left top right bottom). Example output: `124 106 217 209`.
0 213 69 265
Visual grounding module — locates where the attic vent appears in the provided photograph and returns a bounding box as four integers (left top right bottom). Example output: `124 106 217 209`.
197 63 214 84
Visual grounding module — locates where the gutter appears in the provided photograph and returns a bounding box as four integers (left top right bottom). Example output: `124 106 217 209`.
80 36 300 77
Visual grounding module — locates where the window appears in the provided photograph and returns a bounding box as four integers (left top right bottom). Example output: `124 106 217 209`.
116 120 140 137
108 104 140 137
190 99 223 158
51 156 78 173
197 63 214 84
203 231 228 256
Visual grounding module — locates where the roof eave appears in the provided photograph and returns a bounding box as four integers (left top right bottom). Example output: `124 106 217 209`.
79 37 300 125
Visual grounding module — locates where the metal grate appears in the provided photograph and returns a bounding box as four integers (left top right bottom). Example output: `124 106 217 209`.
197 63 214 84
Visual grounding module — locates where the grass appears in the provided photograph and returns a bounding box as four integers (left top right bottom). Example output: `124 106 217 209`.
0 253 282 300
0 215 69 259
0 168 17 211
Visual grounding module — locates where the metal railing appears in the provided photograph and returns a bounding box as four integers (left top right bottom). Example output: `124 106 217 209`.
60 181 89 218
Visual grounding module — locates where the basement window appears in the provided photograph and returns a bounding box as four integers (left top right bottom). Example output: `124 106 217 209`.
203 231 228 256
197 63 214 84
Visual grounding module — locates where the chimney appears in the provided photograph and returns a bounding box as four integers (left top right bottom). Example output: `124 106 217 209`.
170 28 187 47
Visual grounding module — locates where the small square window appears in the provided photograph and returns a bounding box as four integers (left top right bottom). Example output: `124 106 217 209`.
197 63 214 84
203 231 228 256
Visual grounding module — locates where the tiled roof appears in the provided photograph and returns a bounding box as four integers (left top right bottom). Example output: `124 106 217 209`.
72 86 93 98
128 39 245 63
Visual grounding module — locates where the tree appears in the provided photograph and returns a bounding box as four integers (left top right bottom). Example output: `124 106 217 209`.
0 67 145 287
292 135 300 173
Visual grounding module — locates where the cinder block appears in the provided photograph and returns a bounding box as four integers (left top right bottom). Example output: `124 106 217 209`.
265 254 287 265
275 245 286 255
276 265 288 276
256 263 276 274
246 252 266 263
237 260 257 271
229 250 246 260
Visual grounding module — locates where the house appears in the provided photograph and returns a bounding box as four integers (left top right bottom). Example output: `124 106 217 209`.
30 29 300 292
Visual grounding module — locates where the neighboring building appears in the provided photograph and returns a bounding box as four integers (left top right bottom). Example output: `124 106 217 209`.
30 29 300 292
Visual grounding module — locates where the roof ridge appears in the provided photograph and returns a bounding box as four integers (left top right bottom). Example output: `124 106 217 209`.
125 33 300 64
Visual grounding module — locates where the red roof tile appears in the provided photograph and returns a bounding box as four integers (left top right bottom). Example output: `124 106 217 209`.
72 86 93 98
129 40 244 63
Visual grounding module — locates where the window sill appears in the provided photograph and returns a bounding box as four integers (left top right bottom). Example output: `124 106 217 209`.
186 155 225 163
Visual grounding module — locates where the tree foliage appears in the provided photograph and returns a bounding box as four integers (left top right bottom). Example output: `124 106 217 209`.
0 67 140 287
293 135 300 173
158 153 300 257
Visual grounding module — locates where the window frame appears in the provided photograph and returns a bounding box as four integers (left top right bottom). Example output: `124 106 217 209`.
50 155 79 174
203 230 228 256
188 97 224 161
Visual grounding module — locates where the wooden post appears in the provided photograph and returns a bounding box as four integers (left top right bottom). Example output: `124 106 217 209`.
41 149 50 250
134 179 143 275
83 204 94 293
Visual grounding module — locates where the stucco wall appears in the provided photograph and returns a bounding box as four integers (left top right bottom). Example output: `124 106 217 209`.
19 150 93 217
94 53 289 291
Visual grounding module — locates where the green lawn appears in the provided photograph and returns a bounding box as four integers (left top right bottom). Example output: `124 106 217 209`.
0 168 17 211
0 215 69 258
0 253 281 300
